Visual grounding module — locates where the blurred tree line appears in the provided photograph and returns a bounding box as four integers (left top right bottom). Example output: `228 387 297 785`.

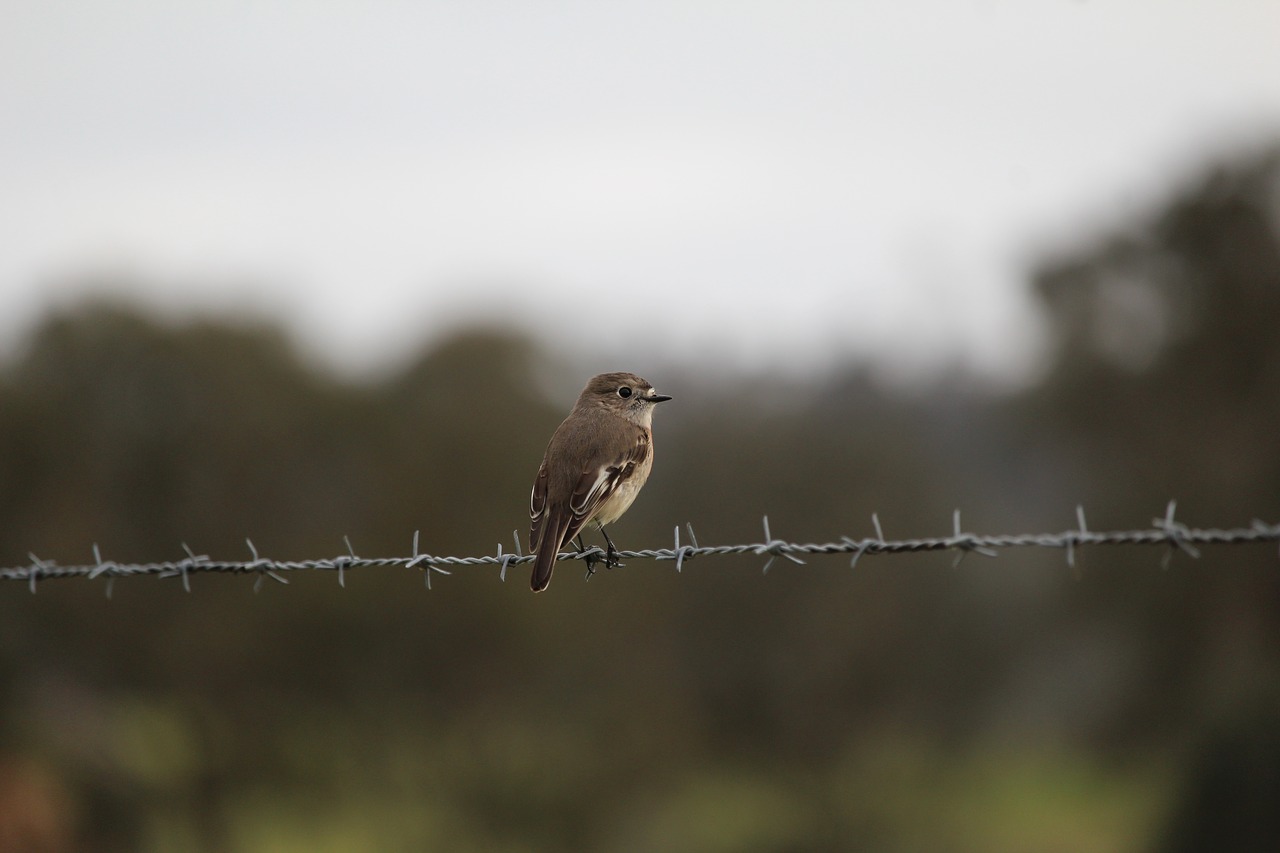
0 144 1277 852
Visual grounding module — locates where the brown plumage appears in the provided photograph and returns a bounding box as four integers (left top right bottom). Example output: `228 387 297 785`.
528 372 671 592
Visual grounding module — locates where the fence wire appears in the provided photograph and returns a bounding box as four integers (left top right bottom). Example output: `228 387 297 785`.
3 502 1278 594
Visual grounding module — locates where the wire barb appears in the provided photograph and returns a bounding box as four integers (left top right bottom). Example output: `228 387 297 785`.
575 543 609 581
404 530 452 589
1154 499 1201 568
755 516 806 574
89 543 117 580
1064 505 1087 575
26 553 47 594
497 542 517 582
674 525 693 573
245 538 288 592
333 535 359 587
177 543 203 592
948 509 999 567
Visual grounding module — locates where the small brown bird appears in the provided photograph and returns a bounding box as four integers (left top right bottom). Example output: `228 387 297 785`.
528 372 671 592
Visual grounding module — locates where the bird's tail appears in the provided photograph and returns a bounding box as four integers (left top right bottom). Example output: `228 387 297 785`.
531 513 570 592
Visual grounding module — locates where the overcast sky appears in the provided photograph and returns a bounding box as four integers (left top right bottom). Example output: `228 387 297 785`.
3 1 1279 384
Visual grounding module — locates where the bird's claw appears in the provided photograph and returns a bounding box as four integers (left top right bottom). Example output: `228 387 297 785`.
605 543 623 569
578 543 622 582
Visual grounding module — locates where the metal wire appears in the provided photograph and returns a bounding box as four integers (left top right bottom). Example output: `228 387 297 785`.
3 502 1278 593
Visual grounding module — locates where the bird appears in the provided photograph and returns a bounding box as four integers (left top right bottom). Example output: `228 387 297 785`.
528 372 671 592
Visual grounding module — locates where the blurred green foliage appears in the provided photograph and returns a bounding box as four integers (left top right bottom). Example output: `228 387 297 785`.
1 146 1278 852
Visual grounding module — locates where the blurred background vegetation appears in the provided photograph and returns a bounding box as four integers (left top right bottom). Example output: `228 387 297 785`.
2 144 1279 852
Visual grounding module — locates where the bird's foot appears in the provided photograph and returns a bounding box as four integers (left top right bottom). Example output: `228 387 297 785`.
605 542 623 569
600 528 624 569
575 539 607 581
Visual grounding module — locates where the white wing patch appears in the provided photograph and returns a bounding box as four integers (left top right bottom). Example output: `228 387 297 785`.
571 465 614 516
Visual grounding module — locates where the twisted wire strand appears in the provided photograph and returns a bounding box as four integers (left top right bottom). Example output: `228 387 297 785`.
4 502 1278 592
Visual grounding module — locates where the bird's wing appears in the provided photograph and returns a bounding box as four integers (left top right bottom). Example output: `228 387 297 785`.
560 429 650 547
529 462 569 591
529 462 554 552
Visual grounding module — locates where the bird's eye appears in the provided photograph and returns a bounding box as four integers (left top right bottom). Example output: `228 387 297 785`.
617 386 633 398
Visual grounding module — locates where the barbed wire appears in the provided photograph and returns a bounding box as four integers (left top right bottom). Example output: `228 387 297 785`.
3 502 1278 595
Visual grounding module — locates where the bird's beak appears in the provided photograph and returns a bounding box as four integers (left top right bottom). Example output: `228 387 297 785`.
647 392 672 403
